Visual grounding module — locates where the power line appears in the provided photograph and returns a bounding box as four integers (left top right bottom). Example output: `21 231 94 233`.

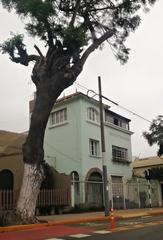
74 82 152 123
74 82 89 91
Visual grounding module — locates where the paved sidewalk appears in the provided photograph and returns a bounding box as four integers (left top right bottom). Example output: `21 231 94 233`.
0 208 163 233
38 207 163 223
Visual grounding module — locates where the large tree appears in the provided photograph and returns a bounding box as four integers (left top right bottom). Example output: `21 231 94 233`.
0 0 157 224
143 115 163 157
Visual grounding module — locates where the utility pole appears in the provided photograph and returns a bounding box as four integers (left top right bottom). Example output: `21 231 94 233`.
98 76 110 216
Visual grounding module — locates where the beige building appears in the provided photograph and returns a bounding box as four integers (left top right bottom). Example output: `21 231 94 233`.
133 156 163 177
0 130 26 191
0 130 71 211
0 130 70 191
133 156 163 206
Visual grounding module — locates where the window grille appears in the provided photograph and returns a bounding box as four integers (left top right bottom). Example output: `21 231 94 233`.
112 145 128 163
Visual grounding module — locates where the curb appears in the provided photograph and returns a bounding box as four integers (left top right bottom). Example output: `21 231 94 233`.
0 216 111 233
0 211 163 233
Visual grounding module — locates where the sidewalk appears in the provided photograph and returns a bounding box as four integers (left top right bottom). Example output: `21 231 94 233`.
38 207 163 223
0 208 163 233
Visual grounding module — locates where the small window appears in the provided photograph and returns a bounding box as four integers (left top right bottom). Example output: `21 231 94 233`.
121 122 129 130
105 112 130 130
70 171 80 195
51 108 67 125
112 145 128 163
89 139 100 157
105 114 114 124
87 107 99 122
114 118 119 126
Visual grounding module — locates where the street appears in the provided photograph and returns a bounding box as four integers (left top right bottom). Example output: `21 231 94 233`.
0 215 163 239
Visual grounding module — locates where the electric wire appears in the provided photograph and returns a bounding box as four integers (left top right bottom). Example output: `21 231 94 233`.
74 82 152 123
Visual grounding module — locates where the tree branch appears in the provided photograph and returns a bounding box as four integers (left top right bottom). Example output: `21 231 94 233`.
34 45 44 57
80 29 115 66
69 0 81 27
11 54 40 66
10 43 40 66
89 6 116 12
68 29 115 83
44 20 54 47
83 12 97 42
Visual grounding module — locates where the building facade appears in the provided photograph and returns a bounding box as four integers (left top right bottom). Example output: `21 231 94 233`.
38 92 133 207
133 156 163 207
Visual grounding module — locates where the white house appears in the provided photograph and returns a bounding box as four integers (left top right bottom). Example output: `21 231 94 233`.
31 91 133 208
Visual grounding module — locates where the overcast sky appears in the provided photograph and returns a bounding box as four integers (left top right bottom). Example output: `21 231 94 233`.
0 1 162 158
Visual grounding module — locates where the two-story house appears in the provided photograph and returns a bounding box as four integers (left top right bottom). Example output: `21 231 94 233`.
31 91 133 207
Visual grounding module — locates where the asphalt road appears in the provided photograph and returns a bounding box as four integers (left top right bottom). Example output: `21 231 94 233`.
68 224 163 240
0 215 163 239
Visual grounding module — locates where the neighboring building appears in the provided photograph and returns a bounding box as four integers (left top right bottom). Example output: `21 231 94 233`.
0 130 71 211
133 156 163 177
30 92 133 207
0 130 26 191
133 156 163 207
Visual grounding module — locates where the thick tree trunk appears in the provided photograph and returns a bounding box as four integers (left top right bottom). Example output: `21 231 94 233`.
16 91 59 223
16 78 63 223
15 48 82 224
16 163 44 223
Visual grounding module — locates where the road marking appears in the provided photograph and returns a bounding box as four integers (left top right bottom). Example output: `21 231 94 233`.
69 234 91 238
141 215 151 219
45 238 65 240
94 230 111 234
120 221 141 225
146 222 159 226
115 227 129 231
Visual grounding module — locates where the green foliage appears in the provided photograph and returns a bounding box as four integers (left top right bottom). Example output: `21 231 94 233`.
0 0 158 63
0 33 25 57
41 162 55 189
1 0 55 18
63 27 87 49
145 167 163 180
143 115 163 156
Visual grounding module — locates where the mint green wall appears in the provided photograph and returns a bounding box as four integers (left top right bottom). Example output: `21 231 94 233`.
105 125 133 179
79 98 102 179
44 94 133 182
79 97 133 180
44 97 82 176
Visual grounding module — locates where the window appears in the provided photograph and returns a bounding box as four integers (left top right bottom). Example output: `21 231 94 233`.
114 118 119 126
105 114 114 124
87 107 99 122
89 139 100 157
111 176 123 198
105 112 129 130
71 171 80 195
51 108 67 125
121 122 129 130
112 145 128 163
